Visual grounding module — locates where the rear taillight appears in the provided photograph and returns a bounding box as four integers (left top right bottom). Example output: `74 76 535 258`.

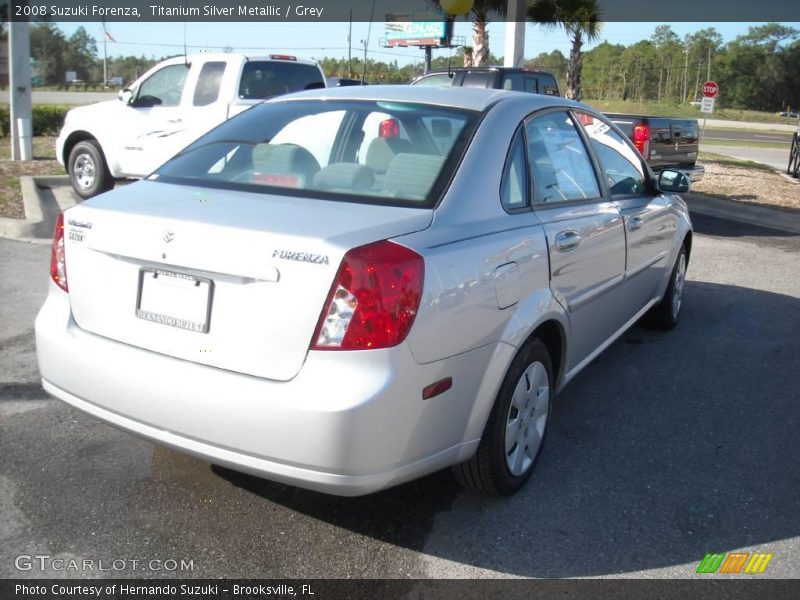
49 212 68 292
632 123 650 157
312 240 424 351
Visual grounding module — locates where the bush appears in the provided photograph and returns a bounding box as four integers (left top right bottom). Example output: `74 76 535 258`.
0 104 70 137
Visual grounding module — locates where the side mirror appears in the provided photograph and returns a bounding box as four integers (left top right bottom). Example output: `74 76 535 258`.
118 88 133 104
658 169 691 194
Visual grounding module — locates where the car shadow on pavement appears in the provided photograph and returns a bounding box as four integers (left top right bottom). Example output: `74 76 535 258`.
214 279 800 577
691 212 799 239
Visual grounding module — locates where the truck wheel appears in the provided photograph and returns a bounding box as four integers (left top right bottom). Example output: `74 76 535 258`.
454 338 553 496
68 140 114 199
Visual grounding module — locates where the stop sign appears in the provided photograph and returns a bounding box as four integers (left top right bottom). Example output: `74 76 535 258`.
702 81 719 98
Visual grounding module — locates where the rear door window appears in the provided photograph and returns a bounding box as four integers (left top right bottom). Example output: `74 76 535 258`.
525 111 600 204
239 61 324 99
501 129 528 210
193 61 226 106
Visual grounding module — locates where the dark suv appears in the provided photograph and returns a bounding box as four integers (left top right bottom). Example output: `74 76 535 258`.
410 67 560 96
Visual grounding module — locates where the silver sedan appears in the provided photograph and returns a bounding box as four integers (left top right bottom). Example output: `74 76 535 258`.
35 86 692 496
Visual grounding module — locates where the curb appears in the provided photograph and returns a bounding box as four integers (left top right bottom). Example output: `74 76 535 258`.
686 193 800 234
0 175 71 241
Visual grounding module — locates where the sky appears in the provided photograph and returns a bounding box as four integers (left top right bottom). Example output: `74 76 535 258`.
54 21 800 66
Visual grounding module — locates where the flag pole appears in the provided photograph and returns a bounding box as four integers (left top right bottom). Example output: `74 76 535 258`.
102 19 108 87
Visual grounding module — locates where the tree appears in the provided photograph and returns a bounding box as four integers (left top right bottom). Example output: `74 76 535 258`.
528 0 602 100
525 49 568 91
30 23 68 85
66 27 98 82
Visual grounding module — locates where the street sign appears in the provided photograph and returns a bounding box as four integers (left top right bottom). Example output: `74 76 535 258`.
702 81 719 98
701 97 715 113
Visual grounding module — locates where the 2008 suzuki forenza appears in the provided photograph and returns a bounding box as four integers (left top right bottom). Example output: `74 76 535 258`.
36 86 692 496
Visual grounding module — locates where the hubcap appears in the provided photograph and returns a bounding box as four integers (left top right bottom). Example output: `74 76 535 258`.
504 361 550 477
672 252 687 321
73 153 96 190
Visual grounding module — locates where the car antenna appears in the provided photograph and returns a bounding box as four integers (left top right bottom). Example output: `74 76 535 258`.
183 22 188 66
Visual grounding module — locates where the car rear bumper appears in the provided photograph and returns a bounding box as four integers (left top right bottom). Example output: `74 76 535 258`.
35 285 493 496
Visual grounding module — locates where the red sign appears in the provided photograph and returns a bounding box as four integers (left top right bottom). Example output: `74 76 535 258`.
702 81 719 98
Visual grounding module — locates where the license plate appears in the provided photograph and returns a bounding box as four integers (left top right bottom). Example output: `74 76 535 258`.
135 269 213 333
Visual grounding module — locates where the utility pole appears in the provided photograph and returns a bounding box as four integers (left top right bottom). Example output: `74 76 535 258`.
682 44 689 103
9 20 33 161
347 10 352 78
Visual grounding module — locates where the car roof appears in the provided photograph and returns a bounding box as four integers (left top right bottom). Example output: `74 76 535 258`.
160 54 320 67
270 84 576 112
420 66 556 76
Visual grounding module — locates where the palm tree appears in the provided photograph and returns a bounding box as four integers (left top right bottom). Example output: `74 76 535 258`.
528 0 601 100
468 1 509 66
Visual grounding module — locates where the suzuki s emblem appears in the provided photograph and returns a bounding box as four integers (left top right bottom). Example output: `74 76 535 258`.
162 230 175 243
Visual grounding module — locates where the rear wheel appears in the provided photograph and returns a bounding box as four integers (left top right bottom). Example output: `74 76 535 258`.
68 140 114 199
648 246 687 331
454 339 553 496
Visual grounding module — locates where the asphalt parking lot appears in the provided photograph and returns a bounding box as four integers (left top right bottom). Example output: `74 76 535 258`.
1 213 798 579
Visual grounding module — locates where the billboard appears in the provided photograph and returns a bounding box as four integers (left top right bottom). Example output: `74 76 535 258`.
384 12 448 47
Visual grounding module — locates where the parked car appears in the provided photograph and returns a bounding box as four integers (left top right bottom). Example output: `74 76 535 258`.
411 66 561 96
411 69 703 182
778 111 800 119
37 87 692 497
56 53 326 199
605 114 705 182
328 77 366 86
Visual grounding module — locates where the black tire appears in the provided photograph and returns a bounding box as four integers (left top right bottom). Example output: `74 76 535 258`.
648 245 688 331
68 140 114 199
454 338 553 496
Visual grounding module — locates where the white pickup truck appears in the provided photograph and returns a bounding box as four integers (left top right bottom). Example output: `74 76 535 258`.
56 53 327 198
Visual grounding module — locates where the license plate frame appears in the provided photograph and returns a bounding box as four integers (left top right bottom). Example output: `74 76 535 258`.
135 268 214 333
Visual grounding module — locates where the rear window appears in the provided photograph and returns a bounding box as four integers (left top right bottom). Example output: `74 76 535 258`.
238 61 324 99
462 71 495 89
539 74 559 96
153 100 481 208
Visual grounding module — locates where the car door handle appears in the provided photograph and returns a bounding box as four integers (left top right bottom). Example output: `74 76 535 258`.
167 118 183 124
628 217 643 231
555 230 581 252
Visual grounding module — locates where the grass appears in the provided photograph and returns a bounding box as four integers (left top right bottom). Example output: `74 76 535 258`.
699 139 790 150
584 98 800 126
697 151 777 173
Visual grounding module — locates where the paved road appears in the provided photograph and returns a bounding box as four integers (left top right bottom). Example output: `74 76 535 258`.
0 91 117 106
700 144 791 171
703 128 793 144
1 214 798 579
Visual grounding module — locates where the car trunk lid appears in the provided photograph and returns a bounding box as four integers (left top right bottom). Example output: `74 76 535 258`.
63 180 432 381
